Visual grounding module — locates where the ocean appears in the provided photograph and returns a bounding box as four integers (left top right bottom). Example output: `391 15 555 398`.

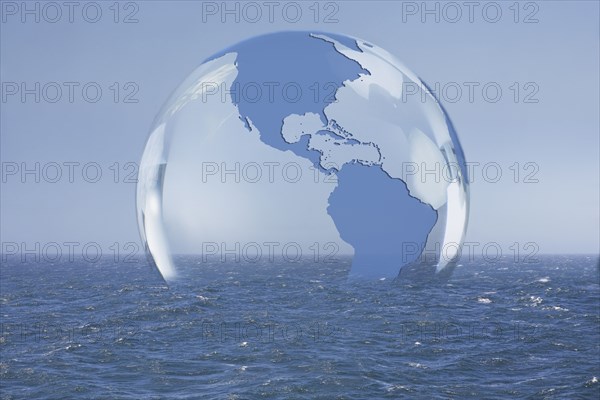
1 255 599 399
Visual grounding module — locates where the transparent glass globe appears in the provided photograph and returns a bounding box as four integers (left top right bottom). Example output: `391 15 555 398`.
136 31 469 282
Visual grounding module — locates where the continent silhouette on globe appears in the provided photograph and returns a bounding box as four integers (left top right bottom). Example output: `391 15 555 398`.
136 31 469 282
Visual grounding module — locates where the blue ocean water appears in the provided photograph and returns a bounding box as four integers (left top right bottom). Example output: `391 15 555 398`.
1 255 599 399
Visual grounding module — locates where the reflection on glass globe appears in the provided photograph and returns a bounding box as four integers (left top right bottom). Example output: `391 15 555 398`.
136 31 469 282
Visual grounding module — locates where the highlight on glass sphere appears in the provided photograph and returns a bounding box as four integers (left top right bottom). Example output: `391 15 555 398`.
136 31 469 283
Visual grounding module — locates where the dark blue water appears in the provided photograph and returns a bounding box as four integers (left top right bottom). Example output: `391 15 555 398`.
1 255 599 399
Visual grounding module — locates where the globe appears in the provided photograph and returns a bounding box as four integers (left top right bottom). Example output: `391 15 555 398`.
136 31 469 282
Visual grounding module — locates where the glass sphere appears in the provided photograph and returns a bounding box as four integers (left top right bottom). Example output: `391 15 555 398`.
136 31 469 282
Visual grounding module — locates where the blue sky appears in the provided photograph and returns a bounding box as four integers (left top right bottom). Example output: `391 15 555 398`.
1 1 598 255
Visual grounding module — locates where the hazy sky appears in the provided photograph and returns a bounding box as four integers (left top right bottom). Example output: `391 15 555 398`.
1 1 599 257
